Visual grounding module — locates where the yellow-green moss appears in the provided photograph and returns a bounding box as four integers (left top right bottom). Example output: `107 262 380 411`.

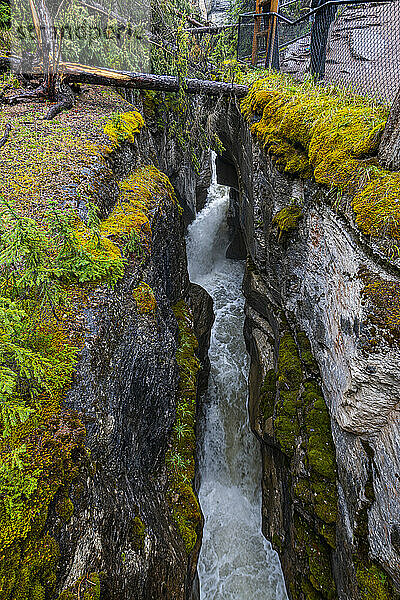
0 94 176 600
166 301 201 554
55 494 74 524
295 514 336 599
356 563 392 600
264 327 338 518
263 325 338 593
72 165 178 286
132 282 157 314
129 515 146 551
277 332 303 389
310 478 338 525
0 167 179 596
297 330 319 373
361 271 400 339
304 382 336 480
57 572 100 600
300 578 321 600
0 411 86 600
275 332 303 455
104 110 145 146
241 74 400 242
273 205 303 238
259 369 277 420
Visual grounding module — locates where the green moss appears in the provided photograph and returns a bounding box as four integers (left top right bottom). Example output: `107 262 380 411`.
275 415 300 455
265 328 339 596
55 494 74 523
294 478 311 504
272 532 283 551
129 515 146 551
0 411 86 600
132 282 157 314
297 331 319 373
273 205 303 238
31 581 45 600
295 515 336 599
356 563 392 600
277 332 303 390
361 271 400 341
310 479 338 524
274 332 303 455
318 523 336 549
259 369 277 420
301 578 323 600
166 301 201 554
304 382 336 481
12 534 59 600
169 483 201 554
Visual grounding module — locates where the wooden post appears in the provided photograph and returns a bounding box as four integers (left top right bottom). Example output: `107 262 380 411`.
251 0 262 66
264 0 279 69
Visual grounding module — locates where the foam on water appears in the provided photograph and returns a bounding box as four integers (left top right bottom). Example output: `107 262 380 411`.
186 158 288 600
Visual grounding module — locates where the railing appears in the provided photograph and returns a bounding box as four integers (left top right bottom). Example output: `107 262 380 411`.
237 0 400 101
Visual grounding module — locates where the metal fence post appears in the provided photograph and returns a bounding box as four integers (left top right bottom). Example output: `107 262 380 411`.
309 0 338 79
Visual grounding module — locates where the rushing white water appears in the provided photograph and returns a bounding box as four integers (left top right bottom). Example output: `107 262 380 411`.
186 162 288 600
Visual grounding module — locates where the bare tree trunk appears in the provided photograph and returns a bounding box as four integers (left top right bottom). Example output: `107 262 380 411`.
378 86 400 171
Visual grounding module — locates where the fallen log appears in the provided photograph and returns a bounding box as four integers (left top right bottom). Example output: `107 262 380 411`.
60 62 249 96
0 58 248 99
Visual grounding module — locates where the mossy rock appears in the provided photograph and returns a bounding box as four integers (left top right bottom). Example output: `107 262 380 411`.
104 111 145 146
31 581 45 600
275 415 300 456
166 301 201 554
55 495 74 523
311 479 338 524
129 515 146 551
297 331 319 373
259 369 277 420
308 539 336 598
294 478 311 504
132 282 157 314
356 562 393 600
277 332 303 389
273 205 303 238
318 523 336 549
301 578 323 600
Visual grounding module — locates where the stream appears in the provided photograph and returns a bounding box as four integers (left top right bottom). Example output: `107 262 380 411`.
186 160 288 600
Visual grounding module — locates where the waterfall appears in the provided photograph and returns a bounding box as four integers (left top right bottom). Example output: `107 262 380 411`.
186 158 288 600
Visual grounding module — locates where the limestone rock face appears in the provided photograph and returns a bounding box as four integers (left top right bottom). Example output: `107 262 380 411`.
213 100 400 599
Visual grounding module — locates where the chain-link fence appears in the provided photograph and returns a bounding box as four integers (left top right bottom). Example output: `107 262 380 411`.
238 0 400 102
